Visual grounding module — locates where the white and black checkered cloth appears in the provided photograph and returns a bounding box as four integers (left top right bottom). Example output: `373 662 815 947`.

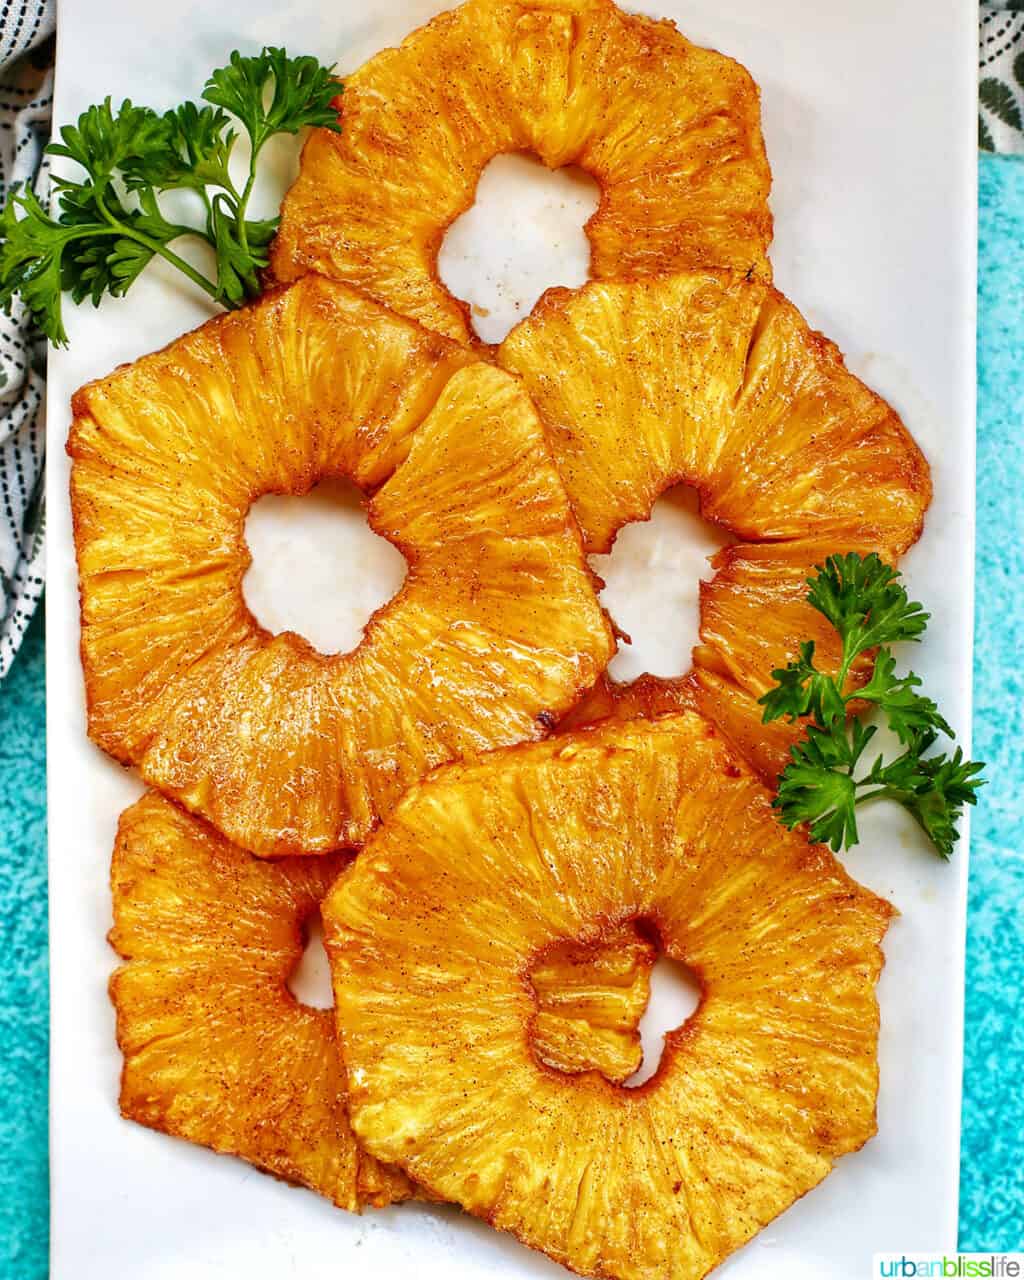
0 0 52 677
0 4 1016 676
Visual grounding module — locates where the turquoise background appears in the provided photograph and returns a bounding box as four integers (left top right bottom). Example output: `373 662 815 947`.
0 604 47 1276
0 154 1021 1275
958 152 1024 1250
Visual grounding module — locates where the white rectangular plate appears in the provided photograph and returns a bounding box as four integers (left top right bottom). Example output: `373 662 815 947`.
47 1 978 1277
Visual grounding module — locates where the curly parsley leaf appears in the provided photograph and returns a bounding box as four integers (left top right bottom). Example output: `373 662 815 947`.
854 648 953 745
759 639 847 729
203 47 341 151
773 720 877 852
0 186 77 343
121 102 236 193
760 552 984 858
809 551 930 671
861 744 986 861
0 48 341 346
48 98 169 194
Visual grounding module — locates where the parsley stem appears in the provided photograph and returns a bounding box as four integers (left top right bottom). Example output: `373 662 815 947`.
837 638 859 699
852 787 891 804
133 230 221 301
233 142 262 276
93 187 220 302
200 188 215 228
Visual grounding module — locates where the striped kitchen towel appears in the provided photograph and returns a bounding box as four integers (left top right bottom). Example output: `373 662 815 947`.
0 1 52 677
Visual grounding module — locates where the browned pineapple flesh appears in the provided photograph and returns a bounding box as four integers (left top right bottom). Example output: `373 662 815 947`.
560 669 805 785
108 791 414 1210
70 276 614 857
500 272 931 779
271 0 772 346
323 713 893 1280
530 922 654 1084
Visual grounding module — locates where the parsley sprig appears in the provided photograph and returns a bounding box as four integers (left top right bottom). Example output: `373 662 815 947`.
0 48 341 345
760 553 984 859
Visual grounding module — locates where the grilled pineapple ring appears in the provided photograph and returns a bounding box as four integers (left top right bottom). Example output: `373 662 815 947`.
270 0 772 346
109 791 414 1210
324 713 893 1280
499 272 932 779
70 276 614 857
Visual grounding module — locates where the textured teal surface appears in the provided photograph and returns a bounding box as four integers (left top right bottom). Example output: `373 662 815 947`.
958 153 1024 1253
0 606 47 1280
0 159 1022 1275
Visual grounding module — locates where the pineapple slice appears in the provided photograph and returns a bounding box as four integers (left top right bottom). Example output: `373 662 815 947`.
499 273 929 556
271 0 772 346
108 790 414 1210
70 276 614 857
323 713 893 1280
500 272 931 776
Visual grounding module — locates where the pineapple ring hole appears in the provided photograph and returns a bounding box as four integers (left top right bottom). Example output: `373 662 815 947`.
437 152 599 345
590 485 735 683
625 954 703 1089
242 476 407 657
287 910 334 1010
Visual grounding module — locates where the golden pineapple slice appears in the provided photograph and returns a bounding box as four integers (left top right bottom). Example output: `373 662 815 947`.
530 922 654 1084
108 790 415 1210
323 713 893 1280
70 277 613 856
271 0 772 345
499 273 929 556
500 271 931 775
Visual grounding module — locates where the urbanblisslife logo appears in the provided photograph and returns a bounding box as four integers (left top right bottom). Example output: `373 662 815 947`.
874 1257 1024 1278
